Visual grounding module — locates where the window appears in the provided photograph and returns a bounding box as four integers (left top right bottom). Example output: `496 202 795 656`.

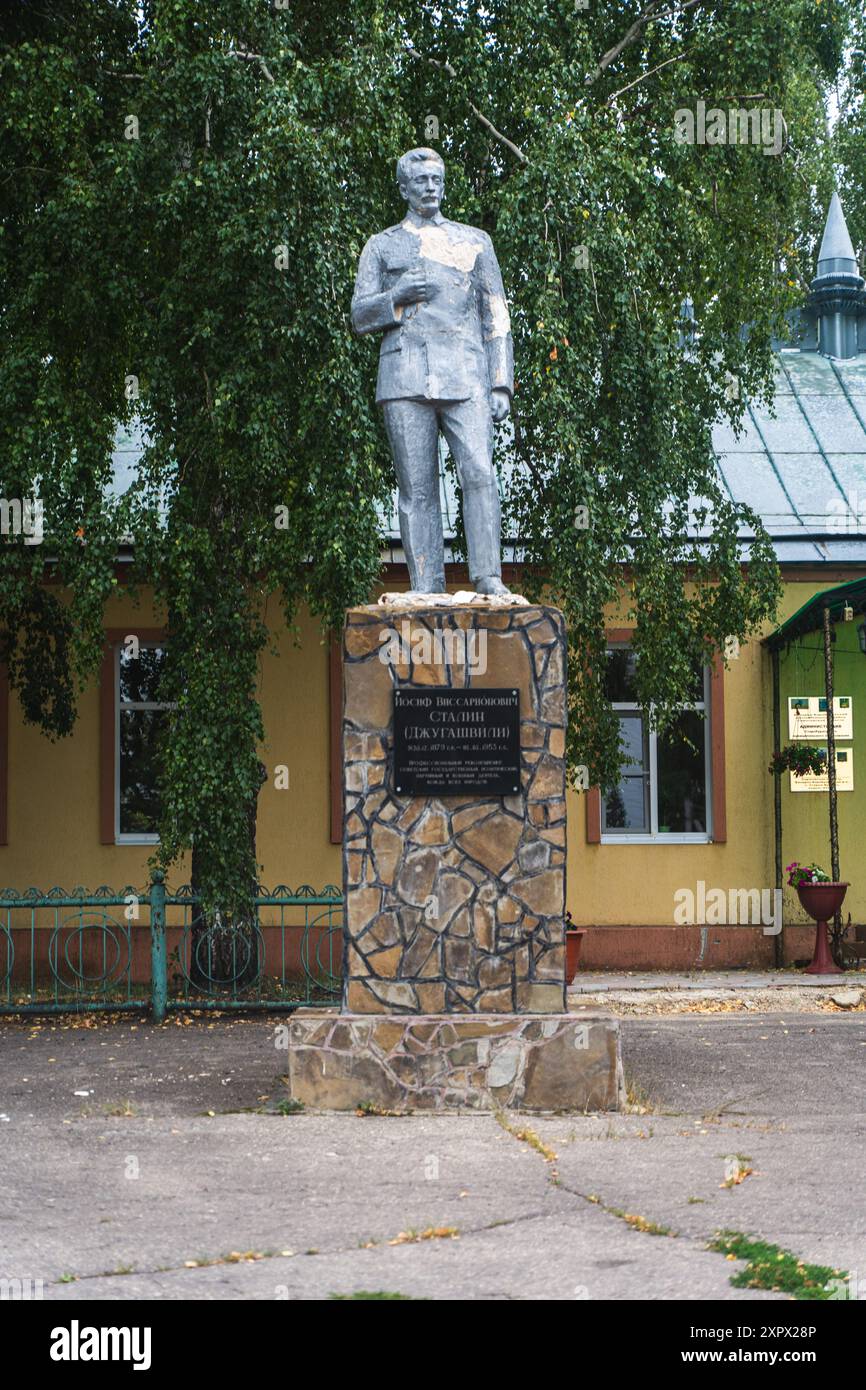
601 644 712 843
116 644 169 842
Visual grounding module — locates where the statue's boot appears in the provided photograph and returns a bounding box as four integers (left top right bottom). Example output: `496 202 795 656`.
474 575 512 597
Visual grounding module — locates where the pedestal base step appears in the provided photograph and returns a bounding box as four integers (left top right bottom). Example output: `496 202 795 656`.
288 1012 623 1112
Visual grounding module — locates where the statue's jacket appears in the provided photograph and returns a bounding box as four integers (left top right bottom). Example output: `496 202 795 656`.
351 213 514 404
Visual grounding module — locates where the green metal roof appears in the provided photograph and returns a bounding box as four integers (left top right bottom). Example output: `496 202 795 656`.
711 349 866 561
764 574 866 650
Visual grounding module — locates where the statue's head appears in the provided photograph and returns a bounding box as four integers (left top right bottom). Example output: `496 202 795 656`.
396 147 445 218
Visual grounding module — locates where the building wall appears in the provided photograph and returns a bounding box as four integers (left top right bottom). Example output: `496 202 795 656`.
572 617 776 964
1 589 340 893
1 577 863 968
775 612 864 915
573 579 865 967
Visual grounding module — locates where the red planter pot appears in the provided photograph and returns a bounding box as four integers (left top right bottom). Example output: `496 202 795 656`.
796 882 849 975
565 928 586 985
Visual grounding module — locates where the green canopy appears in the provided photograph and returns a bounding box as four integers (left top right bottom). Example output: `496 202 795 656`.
764 575 866 652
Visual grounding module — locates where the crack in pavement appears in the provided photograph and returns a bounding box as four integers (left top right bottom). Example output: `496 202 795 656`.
41 1204 563 1290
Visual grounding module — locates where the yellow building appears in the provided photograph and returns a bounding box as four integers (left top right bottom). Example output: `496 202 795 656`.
1 563 864 973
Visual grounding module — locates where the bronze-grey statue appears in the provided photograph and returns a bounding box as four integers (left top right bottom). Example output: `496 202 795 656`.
352 147 513 596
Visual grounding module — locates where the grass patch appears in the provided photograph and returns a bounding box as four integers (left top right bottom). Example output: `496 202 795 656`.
710 1231 845 1300
510 1126 557 1164
274 1098 304 1115
609 1208 673 1237
584 1192 674 1237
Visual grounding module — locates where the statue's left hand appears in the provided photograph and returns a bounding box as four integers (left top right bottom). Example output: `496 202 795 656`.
490 389 511 423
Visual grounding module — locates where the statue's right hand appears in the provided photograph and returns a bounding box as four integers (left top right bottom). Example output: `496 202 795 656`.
391 267 429 306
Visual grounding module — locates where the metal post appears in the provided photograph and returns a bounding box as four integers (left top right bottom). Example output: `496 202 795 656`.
771 646 783 968
150 869 167 1023
822 605 842 957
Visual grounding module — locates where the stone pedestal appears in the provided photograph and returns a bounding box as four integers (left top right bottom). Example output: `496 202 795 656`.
286 597 622 1112
288 1011 623 1112
342 601 569 1014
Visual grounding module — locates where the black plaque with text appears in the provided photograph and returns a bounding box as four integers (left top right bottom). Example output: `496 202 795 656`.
393 688 520 796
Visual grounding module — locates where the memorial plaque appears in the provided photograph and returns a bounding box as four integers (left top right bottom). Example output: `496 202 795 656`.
393 688 520 796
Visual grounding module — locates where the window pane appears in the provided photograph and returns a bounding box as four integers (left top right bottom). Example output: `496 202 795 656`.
603 713 649 831
605 647 639 702
684 661 706 703
119 709 165 834
119 645 166 704
657 710 707 833
604 777 650 830
619 713 645 764
605 646 705 704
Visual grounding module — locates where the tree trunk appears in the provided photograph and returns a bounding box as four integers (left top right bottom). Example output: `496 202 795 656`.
189 761 266 993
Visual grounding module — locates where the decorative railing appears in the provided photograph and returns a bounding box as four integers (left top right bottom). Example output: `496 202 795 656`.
0 873 343 1018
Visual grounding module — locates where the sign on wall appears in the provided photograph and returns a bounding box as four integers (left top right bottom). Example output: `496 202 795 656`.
790 747 854 793
787 695 853 742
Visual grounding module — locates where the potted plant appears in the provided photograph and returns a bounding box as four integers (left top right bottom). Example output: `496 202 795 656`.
768 745 827 779
786 861 848 975
565 910 586 985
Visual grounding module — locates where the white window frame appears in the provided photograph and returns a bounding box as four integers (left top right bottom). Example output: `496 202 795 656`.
115 642 168 845
601 645 713 845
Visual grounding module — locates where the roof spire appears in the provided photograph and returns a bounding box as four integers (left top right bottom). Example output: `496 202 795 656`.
817 191 859 277
809 191 865 359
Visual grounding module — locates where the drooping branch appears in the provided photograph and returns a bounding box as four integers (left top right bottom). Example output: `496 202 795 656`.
229 49 275 84
604 51 688 105
405 46 528 164
586 0 664 85
585 0 708 87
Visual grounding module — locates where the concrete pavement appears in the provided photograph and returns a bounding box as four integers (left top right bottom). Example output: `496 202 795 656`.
1 1012 863 1300
571 969 866 992
569 969 866 1015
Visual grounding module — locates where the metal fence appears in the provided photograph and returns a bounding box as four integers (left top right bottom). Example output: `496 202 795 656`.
0 872 343 1019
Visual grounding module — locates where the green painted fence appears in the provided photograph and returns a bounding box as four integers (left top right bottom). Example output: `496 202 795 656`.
0 872 343 1018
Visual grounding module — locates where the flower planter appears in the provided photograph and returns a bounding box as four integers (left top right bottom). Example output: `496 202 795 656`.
796 882 848 975
565 928 586 985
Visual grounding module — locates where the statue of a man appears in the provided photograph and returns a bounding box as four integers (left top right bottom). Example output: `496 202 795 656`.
352 147 513 597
